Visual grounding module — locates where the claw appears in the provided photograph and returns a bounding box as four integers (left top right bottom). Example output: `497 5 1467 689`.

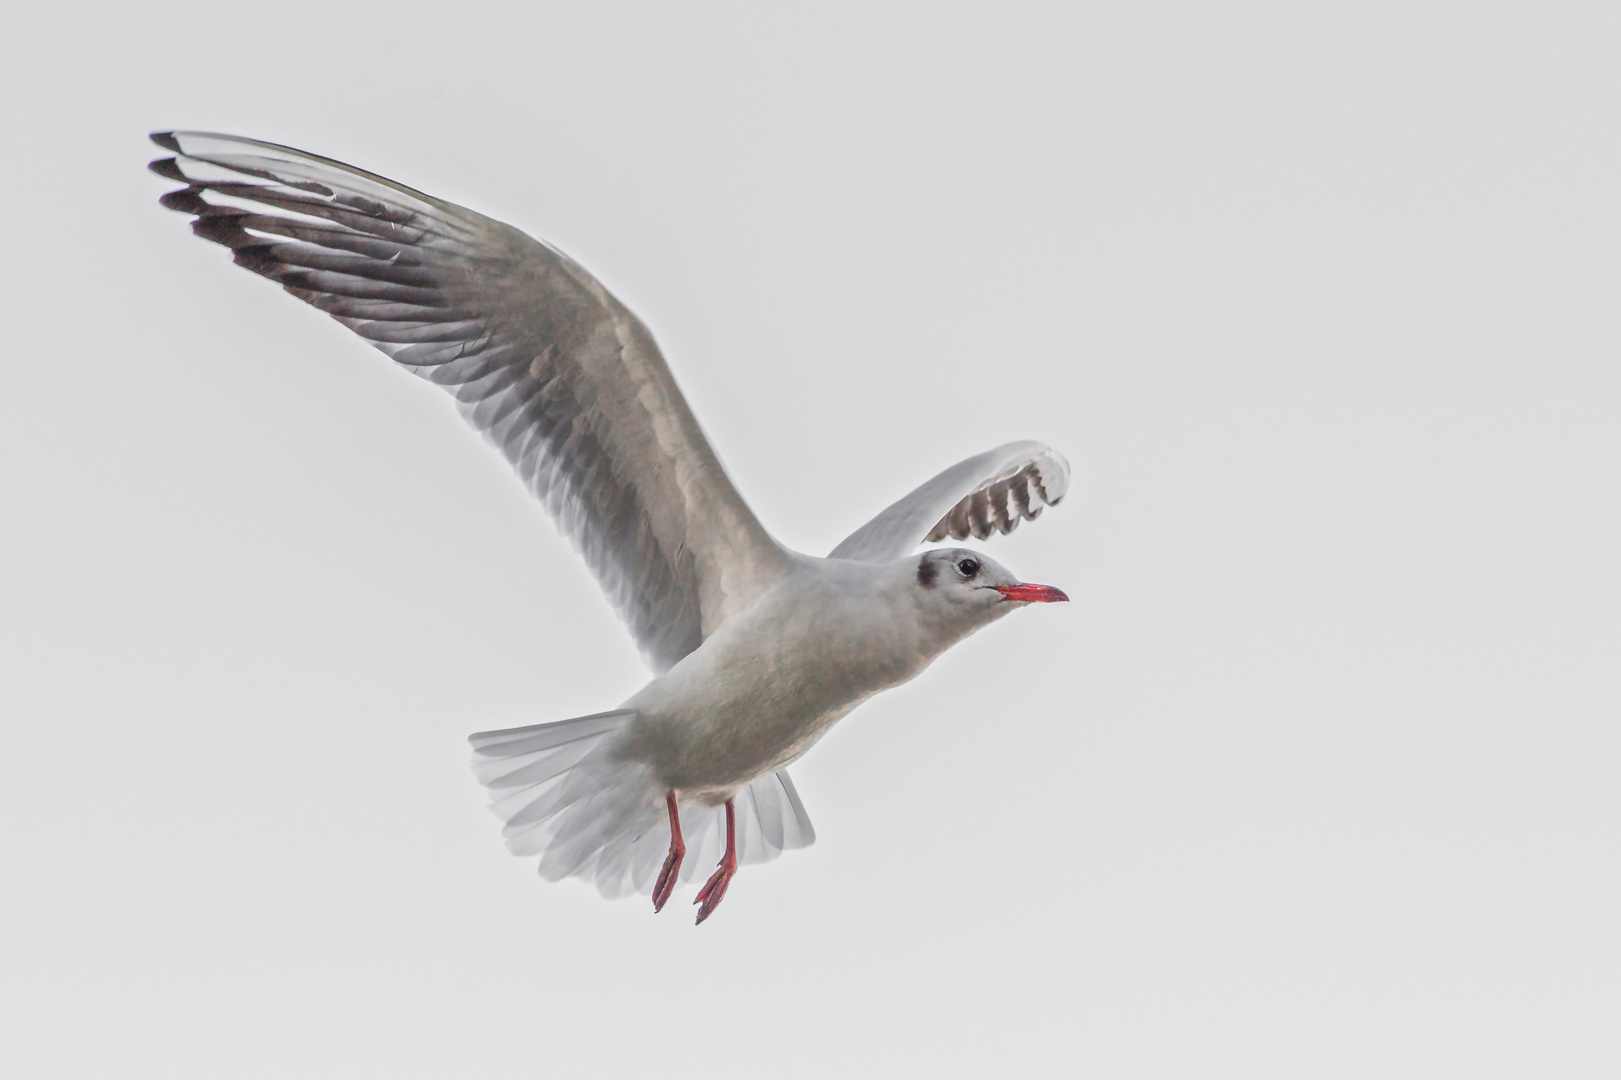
651 791 684 914
694 799 738 925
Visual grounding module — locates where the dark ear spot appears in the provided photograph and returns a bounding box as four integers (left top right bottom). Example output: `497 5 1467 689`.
917 555 938 588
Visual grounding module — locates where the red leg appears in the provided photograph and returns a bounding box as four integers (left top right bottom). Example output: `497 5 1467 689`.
652 791 685 914
693 799 738 925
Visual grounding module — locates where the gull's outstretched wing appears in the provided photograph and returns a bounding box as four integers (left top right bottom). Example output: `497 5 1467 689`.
828 441 1069 562
150 132 791 672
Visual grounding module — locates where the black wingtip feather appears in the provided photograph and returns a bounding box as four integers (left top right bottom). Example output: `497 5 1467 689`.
159 187 210 214
148 157 186 181
149 131 181 152
231 245 282 277
191 213 254 248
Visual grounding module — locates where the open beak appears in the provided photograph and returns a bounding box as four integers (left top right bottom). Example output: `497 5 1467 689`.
992 583 1070 603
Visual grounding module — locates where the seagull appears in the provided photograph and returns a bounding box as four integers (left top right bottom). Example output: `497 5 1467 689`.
150 132 1072 923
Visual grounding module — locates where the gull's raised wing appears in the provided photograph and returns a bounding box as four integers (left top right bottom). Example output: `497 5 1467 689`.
150 132 790 672
828 441 1069 562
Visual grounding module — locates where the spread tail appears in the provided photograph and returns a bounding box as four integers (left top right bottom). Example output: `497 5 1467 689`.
469 712 816 900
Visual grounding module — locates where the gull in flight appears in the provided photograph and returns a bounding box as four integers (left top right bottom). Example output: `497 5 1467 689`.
150 132 1071 923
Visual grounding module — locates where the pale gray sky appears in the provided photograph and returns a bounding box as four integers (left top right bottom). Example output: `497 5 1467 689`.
3 3 1618 1076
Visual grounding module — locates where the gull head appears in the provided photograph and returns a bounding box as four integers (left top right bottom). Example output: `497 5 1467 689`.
912 548 1069 624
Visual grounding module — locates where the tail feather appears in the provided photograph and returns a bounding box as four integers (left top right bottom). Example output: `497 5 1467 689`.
469 712 816 901
470 710 631 759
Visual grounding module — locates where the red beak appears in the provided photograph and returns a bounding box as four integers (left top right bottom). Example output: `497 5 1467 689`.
992 583 1070 603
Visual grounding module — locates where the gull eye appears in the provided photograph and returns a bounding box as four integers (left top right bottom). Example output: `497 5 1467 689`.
956 557 981 578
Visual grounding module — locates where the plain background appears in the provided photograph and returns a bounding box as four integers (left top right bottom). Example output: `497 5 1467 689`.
2 3 1617 1076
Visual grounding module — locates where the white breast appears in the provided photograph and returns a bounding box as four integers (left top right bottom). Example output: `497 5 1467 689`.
616 558 943 795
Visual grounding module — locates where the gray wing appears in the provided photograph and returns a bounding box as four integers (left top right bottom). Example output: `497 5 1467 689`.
150 131 790 672
828 441 1069 562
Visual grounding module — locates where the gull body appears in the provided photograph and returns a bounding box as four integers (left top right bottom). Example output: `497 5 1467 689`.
149 131 1072 922
621 549 1026 798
